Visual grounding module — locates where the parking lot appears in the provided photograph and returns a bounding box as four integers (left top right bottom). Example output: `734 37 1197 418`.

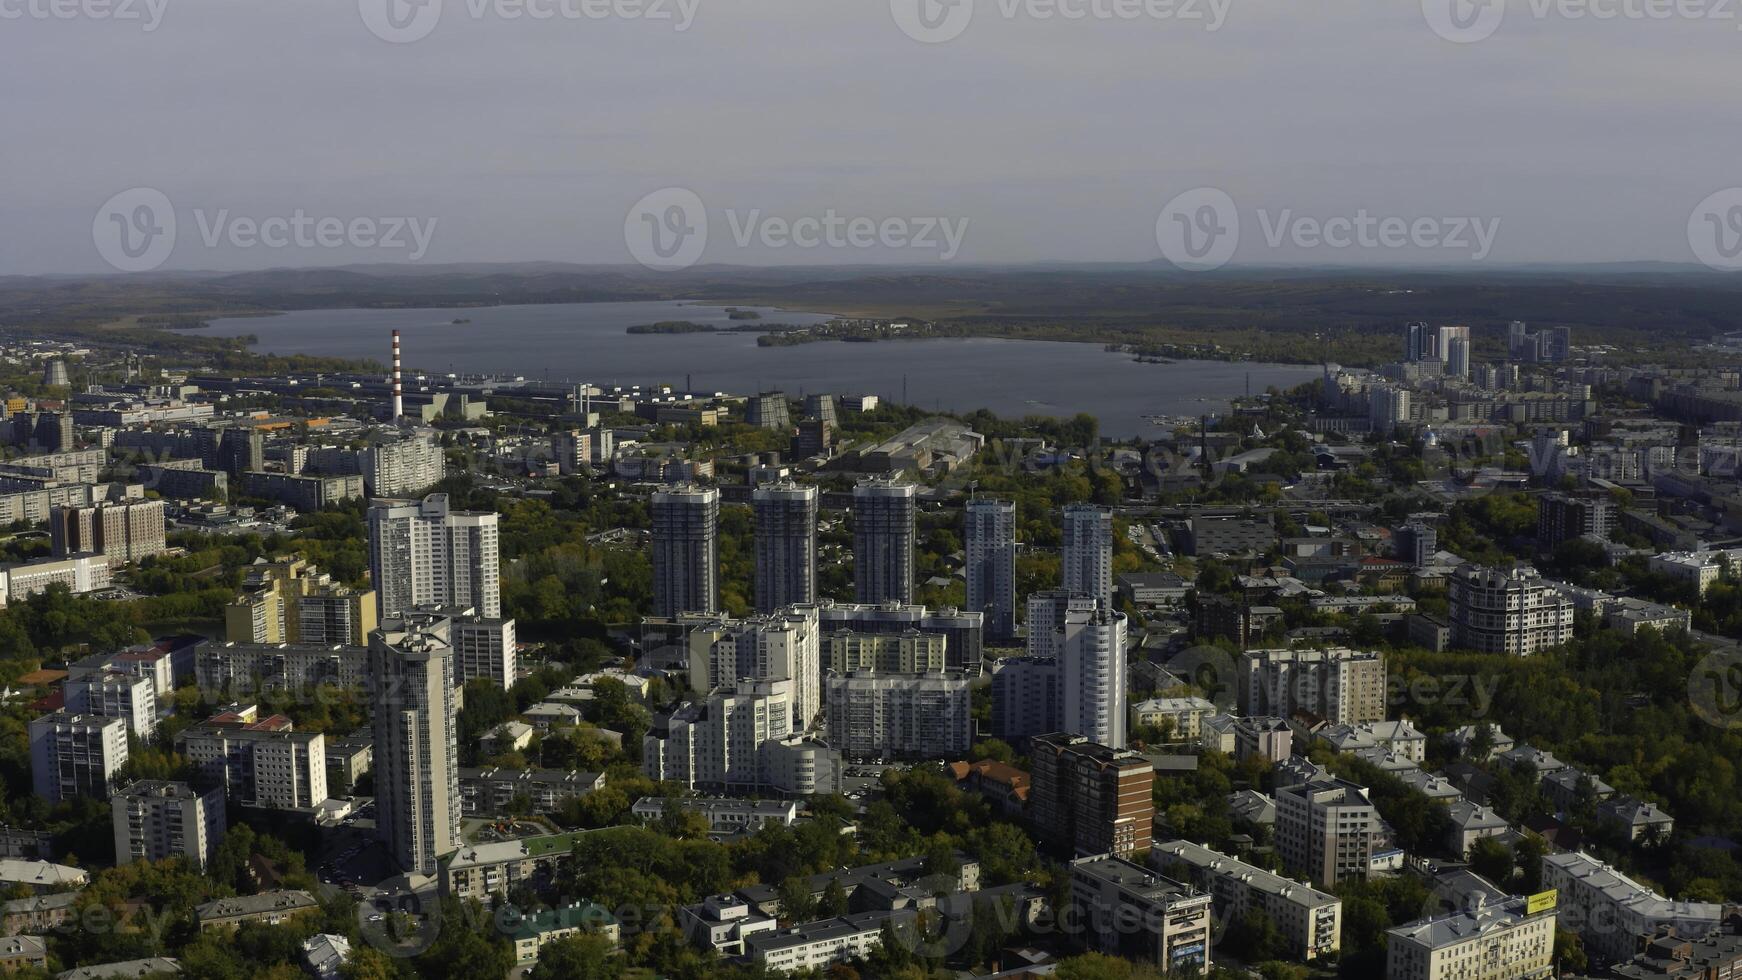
839 763 911 805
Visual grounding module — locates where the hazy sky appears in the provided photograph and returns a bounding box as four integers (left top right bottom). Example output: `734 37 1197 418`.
3 0 1740 274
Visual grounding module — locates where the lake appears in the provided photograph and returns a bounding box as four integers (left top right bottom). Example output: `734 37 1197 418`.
205 302 1322 439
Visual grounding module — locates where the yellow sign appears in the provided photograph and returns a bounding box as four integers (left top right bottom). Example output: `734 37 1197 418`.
1526 890 1558 915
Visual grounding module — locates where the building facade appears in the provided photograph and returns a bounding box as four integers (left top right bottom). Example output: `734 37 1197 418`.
369 494 501 620
652 484 720 618
370 614 463 875
853 480 916 605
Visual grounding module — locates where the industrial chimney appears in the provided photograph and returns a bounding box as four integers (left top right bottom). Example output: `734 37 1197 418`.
391 330 405 422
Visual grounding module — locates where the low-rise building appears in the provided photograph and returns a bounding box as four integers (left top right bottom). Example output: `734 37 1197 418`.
194 890 319 931
501 902 619 966
1542 851 1726 963
630 797 799 833
1129 697 1216 739
1386 892 1556 980
438 831 596 906
1151 840 1341 962
0 860 86 894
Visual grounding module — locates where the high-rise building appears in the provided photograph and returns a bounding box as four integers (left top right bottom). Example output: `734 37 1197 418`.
1370 385 1412 434
1058 600 1128 748
368 494 501 621
1445 335 1471 379
825 631 947 674
49 499 167 565
1395 522 1438 567
112 780 226 870
218 428 264 478
816 600 984 675
650 484 720 618
29 711 128 804
451 615 518 691
989 655 1061 747
1060 504 1114 609
370 614 462 875
1448 564 1575 655
63 670 158 738
853 480 916 605
964 498 1017 639
1536 491 1615 550
224 559 376 646
823 670 972 759
681 606 822 730
176 715 329 810
1275 775 1379 886
1026 590 1095 660
643 679 800 791
364 434 445 498
752 482 817 613
1030 733 1155 858
1238 647 1387 725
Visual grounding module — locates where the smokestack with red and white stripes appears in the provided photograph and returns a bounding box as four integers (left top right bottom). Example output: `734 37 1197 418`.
391 330 404 422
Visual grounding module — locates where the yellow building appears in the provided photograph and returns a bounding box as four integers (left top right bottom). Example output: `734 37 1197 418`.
826 630 947 674
225 558 376 646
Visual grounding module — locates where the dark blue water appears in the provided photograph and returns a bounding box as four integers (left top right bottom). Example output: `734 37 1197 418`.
206 302 1321 438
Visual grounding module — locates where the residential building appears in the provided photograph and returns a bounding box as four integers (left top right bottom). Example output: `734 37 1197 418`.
681 606 822 731
1027 593 1127 747
1542 853 1728 964
502 902 619 966
644 679 840 795
1068 854 1212 973
301 934 351 980
853 479 916 604
825 630 947 674
195 890 320 931
437 830 595 905
370 614 462 875
964 498 1017 638
1538 491 1616 549
652 484 720 618
1274 775 1379 886
630 797 799 833
1239 647 1388 725
111 780 226 870
242 471 364 510
0 936 47 972
451 614 517 690
1449 564 1576 655
816 600 984 674
458 768 604 816
28 711 127 804
176 715 328 810
1152 840 1342 962
1386 893 1556 980
195 640 368 702
368 494 501 621
1129 697 1216 740
49 499 166 564
63 670 157 738
363 434 445 497
990 655 1061 747
752 481 817 613
1030 733 1155 858
1061 504 1114 608
823 670 972 759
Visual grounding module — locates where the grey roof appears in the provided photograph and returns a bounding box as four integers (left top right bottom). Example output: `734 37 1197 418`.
194 890 318 922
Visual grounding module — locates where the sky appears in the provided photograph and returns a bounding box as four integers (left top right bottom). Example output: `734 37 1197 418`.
3 0 1740 274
